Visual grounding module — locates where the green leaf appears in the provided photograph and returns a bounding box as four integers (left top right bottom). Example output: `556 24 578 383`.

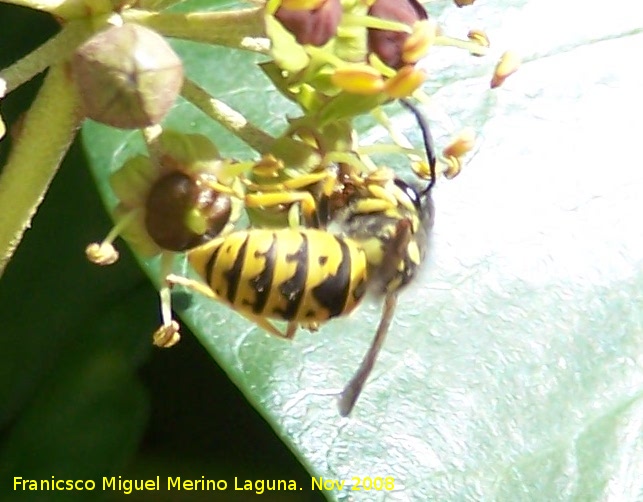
0 139 151 498
83 0 643 500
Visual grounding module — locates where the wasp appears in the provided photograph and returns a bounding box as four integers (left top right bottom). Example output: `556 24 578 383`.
163 100 437 415
326 100 436 415
168 228 369 338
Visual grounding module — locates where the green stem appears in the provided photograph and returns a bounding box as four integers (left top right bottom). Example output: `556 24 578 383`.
141 124 163 167
435 35 488 56
135 0 183 9
0 0 116 19
180 79 274 155
122 7 269 52
0 64 82 276
0 19 93 94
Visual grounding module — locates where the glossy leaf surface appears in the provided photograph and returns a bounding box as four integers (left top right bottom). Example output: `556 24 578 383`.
84 0 643 499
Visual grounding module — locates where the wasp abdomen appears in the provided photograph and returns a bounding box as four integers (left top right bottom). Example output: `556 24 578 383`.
189 229 368 323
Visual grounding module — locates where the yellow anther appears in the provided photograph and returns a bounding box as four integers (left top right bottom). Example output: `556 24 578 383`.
383 66 426 98
252 155 284 178
454 0 476 6
354 198 395 214
467 29 490 51
443 127 476 159
368 184 398 206
365 168 395 185
331 65 385 95
85 242 119 265
280 0 327 9
391 184 417 212
491 50 520 88
403 20 436 64
411 160 433 181
153 321 181 348
443 156 463 179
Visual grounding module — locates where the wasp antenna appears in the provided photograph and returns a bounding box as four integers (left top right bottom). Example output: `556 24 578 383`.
399 99 436 195
338 292 399 416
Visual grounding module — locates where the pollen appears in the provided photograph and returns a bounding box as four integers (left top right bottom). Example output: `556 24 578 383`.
85 242 119 265
153 321 181 348
383 66 426 98
443 127 476 159
402 20 436 64
491 50 520 88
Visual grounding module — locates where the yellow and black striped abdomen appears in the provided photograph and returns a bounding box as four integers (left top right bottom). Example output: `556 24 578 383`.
188 228 368 323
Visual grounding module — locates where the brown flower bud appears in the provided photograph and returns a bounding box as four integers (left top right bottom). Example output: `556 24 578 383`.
72 24 183 129
275 0 342 46
368 0 428 69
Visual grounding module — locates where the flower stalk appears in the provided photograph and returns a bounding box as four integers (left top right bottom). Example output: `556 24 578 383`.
0 63 82 275
180 79 275 154
0 20 93 94
122 7 269 52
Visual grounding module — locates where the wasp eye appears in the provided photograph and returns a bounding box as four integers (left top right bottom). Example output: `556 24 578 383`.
145 172 231 251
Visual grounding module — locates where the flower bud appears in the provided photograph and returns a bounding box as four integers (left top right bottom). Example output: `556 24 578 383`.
368 0 428 69
72 24 183 129
145 171 232 251
275 0 342 46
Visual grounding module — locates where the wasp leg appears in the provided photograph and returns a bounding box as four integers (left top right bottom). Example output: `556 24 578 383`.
285 322 299 339
164 273 296 341
375 218 414 294
338 291 399 416
165 273 218 299
242 313 293 340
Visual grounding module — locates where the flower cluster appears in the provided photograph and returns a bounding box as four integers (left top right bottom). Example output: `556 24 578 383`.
1 0 519 347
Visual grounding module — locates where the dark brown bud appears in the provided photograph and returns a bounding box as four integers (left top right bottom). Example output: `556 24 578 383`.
72 24 183 129
145 172 231 251
454 0 476 6
368 0 428 69
275 0 342 46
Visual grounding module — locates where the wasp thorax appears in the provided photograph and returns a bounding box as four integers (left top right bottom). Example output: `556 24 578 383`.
71 23 184 129
275 0 342 46
367 0 428 69
144 172 231 251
